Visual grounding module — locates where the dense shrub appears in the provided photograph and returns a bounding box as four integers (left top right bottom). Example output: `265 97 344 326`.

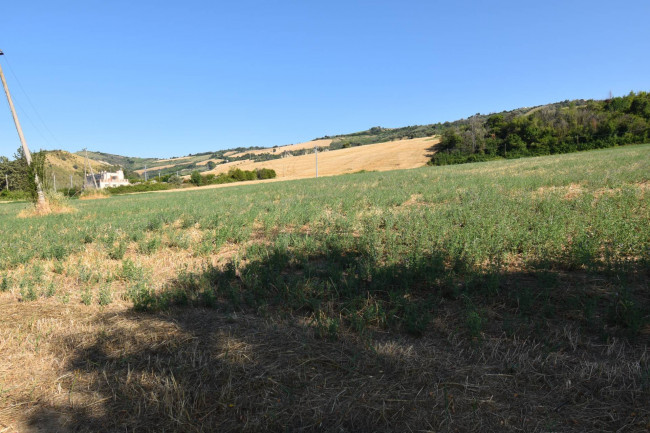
190 170 202 186
431 91 650 165
199 168 276 185
0 189 31 201
256 168 276 179
106 182 172 195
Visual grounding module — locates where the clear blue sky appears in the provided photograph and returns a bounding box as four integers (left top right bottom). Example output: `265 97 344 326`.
1 0 648 159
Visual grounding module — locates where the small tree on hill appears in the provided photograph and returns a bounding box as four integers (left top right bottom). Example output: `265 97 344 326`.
190 170 202 186
168 174 183 187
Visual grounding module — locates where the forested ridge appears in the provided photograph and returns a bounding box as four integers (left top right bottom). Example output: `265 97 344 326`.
431 91 650 165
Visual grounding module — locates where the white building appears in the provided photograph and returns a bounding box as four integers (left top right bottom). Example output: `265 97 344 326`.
86 169 130 189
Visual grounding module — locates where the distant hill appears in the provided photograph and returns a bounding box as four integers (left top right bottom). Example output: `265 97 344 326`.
71 93 648 177
44 150 111 189
73 151 157 171
2 92 642 198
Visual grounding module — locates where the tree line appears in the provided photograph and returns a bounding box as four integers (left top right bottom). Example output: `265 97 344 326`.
431 91 650 165
190 168 276 186
0 148 48 201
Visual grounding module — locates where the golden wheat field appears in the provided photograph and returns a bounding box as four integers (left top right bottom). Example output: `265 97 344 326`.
205 136 439 180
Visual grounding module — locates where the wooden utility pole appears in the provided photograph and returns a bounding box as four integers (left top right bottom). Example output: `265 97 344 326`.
83 148 98 188
315 146 318 178
0 50 50 212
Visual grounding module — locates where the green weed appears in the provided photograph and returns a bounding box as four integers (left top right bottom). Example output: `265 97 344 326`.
81 287 93 306
45 282 56 298
466 310 486 339
0 275 12 292
606 289 646 336
20 283 38 302
52 260 65 275
98 286 112 306
128 283 157 311
121 259 144 281
138 237 161 255
109 242 127 260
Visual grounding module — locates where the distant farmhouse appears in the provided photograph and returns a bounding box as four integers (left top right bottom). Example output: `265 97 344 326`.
86 169 130 189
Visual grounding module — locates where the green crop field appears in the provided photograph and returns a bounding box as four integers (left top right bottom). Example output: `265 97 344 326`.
1 144 648 432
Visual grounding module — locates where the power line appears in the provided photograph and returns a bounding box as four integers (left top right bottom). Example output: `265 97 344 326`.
1 53 64 149
2 87 51 148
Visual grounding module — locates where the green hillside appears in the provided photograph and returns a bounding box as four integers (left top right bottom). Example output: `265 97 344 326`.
74 95 627 174
44 150 111 189
318 100 585 149
66 93 649 179
432 91 650 164
4 92 647 196
75 150 155 171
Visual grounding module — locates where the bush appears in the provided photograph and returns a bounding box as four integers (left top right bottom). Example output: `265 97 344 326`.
105 182 171 195
256 168 277 179
168 174 183 187
199 168 276 186
0 189 30 201
190 171 202 186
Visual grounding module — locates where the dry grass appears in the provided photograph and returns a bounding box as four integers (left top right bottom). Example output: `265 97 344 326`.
78 190 110 200
1 241 648 431
206 136 439 180
45 151 111 187
1 288 648 433
195 158 224 166
46 151 109 174
134 163 179 175
14 192 78 218
16 203 75 218
228 139 334 158
154 156 192 163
